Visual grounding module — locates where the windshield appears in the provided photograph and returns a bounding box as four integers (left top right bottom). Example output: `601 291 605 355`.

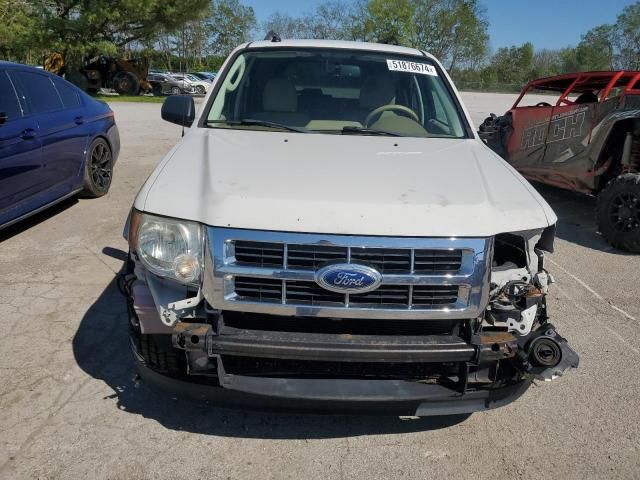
205 49 468 138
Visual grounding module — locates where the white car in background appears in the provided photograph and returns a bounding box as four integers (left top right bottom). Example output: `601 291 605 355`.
169 73 209 94
124 39 578 416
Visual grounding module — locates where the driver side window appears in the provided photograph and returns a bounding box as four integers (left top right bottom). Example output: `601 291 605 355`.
0 71 23 122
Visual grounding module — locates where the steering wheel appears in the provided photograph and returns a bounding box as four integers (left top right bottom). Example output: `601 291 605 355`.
536 102 552 107
364 104 420 127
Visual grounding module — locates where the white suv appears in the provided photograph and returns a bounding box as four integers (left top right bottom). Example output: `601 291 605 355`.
124 39 578 416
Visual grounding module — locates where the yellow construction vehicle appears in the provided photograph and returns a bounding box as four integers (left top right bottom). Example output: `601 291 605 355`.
44 53 152 95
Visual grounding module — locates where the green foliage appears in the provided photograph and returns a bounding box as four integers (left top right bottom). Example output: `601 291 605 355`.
2 0 638 93
0 0 35 62
263 0 489 70
208 0 257 56
368 0 413 45
613 2 640 69
30 0 210 56
575 25 614 70
149 0 256 72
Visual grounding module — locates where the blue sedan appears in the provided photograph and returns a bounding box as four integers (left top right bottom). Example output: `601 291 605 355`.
0 62 120 230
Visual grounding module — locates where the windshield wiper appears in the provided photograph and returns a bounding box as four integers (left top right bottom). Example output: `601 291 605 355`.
207 119 308 133
340 126 401 137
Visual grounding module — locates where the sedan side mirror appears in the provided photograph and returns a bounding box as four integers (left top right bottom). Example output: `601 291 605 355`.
161 95 195 127
0 112 7 125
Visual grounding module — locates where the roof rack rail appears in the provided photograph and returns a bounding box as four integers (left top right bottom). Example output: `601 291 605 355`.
264 31 282 43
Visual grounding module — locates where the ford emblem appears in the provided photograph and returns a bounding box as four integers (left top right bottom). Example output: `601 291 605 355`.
315 263 383 294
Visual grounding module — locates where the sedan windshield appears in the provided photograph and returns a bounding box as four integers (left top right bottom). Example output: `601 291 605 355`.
205 49 468 138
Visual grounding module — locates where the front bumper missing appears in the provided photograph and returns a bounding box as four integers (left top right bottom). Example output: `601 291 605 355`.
127 312 578 416
134 355 532 416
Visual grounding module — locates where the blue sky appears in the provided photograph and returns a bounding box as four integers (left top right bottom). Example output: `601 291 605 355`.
243 0 635 50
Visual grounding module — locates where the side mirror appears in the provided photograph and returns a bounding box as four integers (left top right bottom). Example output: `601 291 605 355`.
0 112 7 125
161 95 195 127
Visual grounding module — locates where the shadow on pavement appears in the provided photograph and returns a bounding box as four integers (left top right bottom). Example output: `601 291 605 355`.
73 254 470 439
0 197 78 242
532 183 634 255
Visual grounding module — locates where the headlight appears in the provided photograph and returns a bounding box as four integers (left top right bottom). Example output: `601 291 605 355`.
129 211 203 285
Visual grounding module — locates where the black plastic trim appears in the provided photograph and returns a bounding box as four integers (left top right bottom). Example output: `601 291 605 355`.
136 359 531 416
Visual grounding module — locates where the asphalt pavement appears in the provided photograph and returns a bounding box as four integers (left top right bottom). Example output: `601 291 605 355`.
0 93 638 480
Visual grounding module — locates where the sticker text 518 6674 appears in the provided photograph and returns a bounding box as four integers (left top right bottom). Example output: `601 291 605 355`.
386 59 438 76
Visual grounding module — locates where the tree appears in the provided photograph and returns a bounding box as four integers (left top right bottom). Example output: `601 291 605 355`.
575 25 614 70
410 0 489 70
303 1 355 40
531 48 563 78
0 0 35 62
146 0 255 72
263 12 309 39
263 0 488 71
612 1 640 69
207 0 256 56
367 0 413 45
29 0 211 58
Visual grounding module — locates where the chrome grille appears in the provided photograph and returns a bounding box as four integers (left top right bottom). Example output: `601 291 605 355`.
233 242 462 274
287 244 345 269
204 228 492 320
234 276 459 309
234 241 284 267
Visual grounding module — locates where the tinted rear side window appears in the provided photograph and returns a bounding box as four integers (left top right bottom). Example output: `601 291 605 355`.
0 71 22 121
12 70 63 114
52 76 81 108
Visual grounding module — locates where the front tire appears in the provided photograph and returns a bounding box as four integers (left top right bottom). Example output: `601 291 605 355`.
82 138 113 197
596 173 640 252
132 332 186 378
113 71 140 96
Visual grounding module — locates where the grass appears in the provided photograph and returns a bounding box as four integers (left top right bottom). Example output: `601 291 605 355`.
96 95 165 104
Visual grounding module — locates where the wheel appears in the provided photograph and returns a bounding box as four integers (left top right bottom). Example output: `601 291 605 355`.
82 138 113 197
170 86 181 95
596 173 640 252
113 71 140 95
195 85 206 94
132 332 187 378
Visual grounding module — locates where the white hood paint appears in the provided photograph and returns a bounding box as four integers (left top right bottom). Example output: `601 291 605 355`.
135 128 556 237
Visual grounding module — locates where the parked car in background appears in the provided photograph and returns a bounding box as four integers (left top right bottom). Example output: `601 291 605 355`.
0 62 119 230
169 73 209 94
189 72 216 82
125 39 577 416
479 71 640 252
148 73 195 96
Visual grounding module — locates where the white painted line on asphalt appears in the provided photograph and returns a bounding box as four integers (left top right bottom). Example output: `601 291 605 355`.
555 284 640 356
548 257 638 323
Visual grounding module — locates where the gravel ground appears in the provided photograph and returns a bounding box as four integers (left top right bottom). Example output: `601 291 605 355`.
0 92 639 480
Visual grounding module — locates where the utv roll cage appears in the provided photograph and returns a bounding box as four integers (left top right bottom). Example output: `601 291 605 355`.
512 71 640 109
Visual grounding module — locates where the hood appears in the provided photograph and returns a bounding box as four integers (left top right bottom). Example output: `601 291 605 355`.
136 128 556 237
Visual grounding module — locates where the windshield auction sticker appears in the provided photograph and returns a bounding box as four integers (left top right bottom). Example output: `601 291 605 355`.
387 59 438 76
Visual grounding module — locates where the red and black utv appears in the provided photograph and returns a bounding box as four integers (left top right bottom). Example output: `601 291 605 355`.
479 71 640 252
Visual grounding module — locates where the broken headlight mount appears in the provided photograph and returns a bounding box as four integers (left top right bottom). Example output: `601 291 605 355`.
485 226 578 380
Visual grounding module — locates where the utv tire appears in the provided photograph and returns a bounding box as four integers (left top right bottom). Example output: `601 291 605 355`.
113 71 140 96
596 173 640 253
82 138 113 197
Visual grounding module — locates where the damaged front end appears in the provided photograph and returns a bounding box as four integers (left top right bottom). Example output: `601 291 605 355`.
484 228 579 382
123 212 578 416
